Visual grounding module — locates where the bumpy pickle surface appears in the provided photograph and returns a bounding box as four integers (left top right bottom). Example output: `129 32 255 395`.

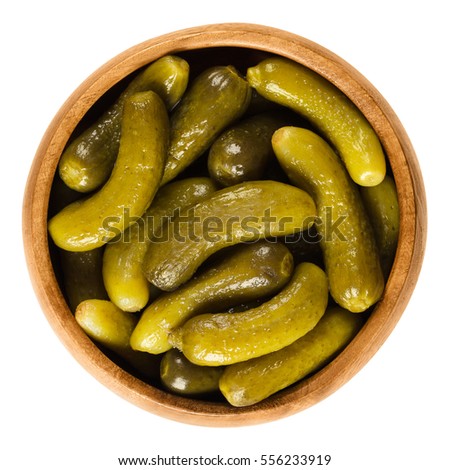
142 180 316 291
49 90 169 252
131 240 294 354
169 262 328 366
219 306 365 406
272 127 384 312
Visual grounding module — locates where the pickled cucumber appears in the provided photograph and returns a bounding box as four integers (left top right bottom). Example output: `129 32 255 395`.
75 299 160 380
169 262 328 366
59 55 189 192
131 241 294 354
219 306 364 407
142 180 316 291
272 126 384 312
160 349 223 396
49 90 169 252
161 65 251 185
60 247 108 312
360 175 399 277
102 177 217 312
207 113 286 186
247 57 386 186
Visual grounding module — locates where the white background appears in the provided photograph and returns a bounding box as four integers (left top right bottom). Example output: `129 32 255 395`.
2 1 448 468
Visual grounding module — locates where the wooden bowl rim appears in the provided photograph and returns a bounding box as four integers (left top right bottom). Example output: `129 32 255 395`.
22 23 427 427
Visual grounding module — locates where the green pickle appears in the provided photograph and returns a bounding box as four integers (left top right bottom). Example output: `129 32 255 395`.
247 57 386 187
102 177 218 312
142 180 316 291
75 299 160 380
219 306 365 407
272 127 384 313
207 113 286 187
161 65 252 185
360 175 400 277
49 90 169 252
169 262 328 366
130 241 294 354
59 55 189 192
160 349 223 396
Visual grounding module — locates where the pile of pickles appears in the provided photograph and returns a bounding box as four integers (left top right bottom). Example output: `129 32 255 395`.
48 52 399 407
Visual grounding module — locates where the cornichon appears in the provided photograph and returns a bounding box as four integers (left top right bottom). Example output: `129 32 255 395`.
169 262 329 366
130 240 294 354
75 299 160 380
59 55 189 192
49 90 169 252
247 57 386 187
60 247 108 312
160 349 223 396
272 126 384 312
219 306 365 407
360 175 399 277
161 65 252 185
207 112 286 187
142 180 317 291
102 177 218 312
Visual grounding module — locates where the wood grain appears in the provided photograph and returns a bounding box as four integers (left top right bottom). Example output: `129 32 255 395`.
22 23 427 427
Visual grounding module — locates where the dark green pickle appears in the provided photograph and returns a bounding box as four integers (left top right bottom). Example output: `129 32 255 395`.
60 248 108 312
207 113 287 187
160 349 223 396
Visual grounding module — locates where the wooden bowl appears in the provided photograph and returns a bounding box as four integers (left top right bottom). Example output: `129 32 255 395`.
22 23 427 426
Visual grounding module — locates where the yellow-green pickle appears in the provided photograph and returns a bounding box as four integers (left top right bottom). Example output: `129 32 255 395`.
219 307 365 407
169 262 329 366
272 126 385 313
247 57 386 187
161 65 252 185
142 180 316 291
102 177 218 312
75 300 160 380
160 349 223 396
59 55 189 192
49 90 169 252
130 241 294 354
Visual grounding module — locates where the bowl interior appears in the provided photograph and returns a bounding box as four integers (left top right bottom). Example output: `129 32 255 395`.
23 24 427 427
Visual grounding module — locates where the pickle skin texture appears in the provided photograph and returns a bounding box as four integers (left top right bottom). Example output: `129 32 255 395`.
102 177 218 312
272 126 384 312
219 306 365 407
169 262 328 366
75 299 160 380
160 349 223 396
207 113 285 187
48 90 169 252
247 57 386 187
130 241 294 354
60 247 108 312
59 55 189 193
142 180 317 291
360 175 399 278
161 65 252 185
